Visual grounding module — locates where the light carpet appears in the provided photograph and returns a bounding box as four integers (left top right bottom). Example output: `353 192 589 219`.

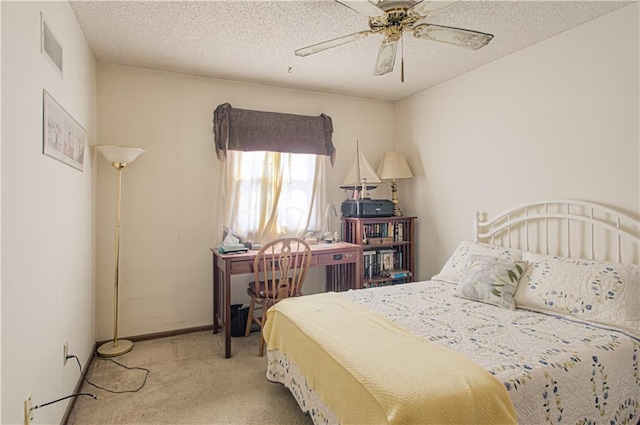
67 331 313 424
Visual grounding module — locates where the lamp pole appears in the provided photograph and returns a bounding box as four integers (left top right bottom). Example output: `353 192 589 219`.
98 161 134 357
390 178 402 217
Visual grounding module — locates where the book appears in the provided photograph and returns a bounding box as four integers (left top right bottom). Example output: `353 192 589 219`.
387 269 410 278
363 250 376 278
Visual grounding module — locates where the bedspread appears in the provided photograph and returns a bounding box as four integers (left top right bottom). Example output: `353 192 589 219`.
263 291 517 425
341 281 640 424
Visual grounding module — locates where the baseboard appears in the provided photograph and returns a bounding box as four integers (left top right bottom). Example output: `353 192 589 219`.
96 324 214 346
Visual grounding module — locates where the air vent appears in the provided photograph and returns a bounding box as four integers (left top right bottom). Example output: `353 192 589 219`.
41 12 63 77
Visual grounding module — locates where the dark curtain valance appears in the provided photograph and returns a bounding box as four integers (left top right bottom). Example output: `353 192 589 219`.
213 103 335 165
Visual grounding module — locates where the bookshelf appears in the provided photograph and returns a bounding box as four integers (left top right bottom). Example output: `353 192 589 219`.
342 216 416 288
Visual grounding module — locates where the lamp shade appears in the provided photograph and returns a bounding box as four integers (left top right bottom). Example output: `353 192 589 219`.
377 152 414 180
95 145 145 164
324 203 337 218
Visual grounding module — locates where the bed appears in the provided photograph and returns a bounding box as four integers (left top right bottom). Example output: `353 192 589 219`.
262 200 639 424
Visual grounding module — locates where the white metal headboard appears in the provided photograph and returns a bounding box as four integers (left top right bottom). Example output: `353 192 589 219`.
474 200 640 264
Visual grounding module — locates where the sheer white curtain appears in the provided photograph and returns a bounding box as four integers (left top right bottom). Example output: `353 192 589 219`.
219 150 327 244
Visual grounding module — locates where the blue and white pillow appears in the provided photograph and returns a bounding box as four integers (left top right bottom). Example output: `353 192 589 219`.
515 252 640 336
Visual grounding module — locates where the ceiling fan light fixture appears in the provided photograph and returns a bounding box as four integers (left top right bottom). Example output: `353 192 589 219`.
373 33 401 75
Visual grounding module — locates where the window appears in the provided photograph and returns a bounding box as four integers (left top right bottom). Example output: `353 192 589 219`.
220 150 326 243
212 104 335 243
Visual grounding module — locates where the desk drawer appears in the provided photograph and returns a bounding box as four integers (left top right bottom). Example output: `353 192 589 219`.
316 250 359 266
230 258 307 274
229 260 253 274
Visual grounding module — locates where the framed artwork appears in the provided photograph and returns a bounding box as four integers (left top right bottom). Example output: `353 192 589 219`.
43 89 86 171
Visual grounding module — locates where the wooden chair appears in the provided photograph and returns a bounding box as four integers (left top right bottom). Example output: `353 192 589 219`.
244 237 312 356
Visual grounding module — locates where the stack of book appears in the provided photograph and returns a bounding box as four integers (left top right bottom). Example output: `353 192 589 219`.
363 248 408 280
363 222 406 242
363 272 410 288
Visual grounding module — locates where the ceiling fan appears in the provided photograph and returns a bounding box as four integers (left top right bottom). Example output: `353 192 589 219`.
294 0 494 77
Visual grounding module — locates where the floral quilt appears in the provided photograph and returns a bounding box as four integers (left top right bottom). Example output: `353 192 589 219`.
340 280 639 424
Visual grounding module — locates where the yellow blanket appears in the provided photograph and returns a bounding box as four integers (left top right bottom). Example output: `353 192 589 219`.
263 292 517 425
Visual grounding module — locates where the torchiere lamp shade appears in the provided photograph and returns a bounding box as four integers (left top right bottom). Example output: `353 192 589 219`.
95 145 145 165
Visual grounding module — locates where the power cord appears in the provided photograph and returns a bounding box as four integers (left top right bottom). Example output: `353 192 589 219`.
68 354 150 394
26 353 149 421
30 392 97 416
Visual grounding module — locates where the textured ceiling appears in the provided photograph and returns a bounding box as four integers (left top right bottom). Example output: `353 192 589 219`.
70 1 634 102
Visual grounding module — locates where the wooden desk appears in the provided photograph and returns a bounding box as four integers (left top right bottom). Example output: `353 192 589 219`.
211 242 363 358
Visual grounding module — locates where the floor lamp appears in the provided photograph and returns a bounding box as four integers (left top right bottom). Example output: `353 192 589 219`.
95 145 145 357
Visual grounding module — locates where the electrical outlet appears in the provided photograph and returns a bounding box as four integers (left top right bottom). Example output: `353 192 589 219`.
63 341 69 365
24 392 32 425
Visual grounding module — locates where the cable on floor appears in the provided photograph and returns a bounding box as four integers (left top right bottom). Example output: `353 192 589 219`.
30 392 97 415
68 354 150 394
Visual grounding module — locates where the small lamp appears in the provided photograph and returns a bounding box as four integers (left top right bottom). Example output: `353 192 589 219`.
377 152 413 217
323 202 338 242
95 145 145 357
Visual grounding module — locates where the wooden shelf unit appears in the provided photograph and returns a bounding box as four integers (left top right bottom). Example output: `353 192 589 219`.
341 216 416 288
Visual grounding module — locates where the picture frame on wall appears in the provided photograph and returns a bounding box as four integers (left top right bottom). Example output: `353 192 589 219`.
43 89 86 172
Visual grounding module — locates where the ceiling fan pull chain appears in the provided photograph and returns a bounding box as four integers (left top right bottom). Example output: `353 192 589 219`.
401 36 405 83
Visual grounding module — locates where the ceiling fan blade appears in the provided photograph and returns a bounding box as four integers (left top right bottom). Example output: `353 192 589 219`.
295 30 375 57
408 0 459 18
336 0 386 17
413 23 493 50
373 34 400 76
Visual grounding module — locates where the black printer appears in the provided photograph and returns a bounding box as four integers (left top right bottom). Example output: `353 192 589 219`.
341 199 394 218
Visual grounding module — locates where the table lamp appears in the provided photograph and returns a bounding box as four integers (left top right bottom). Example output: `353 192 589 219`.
377 152 413 217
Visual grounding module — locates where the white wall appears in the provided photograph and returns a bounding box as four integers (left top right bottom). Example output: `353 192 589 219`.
1 2 97 424
396 4 639 280
96 65 395 340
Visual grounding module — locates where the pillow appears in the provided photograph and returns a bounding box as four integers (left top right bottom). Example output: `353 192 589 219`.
432 240 523 285
515 252 640 336
455 254 528 309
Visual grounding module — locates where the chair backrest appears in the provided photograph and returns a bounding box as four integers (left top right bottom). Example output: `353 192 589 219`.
253 237 312 302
